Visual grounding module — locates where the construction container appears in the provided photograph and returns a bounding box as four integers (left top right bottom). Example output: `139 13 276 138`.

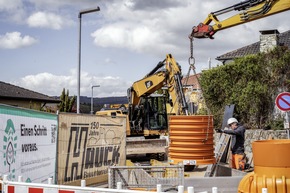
168 115 215 166
238 139 290 193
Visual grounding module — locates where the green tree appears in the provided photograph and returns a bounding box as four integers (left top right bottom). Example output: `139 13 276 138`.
58 88 76 112
199 46 290 129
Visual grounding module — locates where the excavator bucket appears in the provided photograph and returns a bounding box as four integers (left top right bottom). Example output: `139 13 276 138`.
189 23 215 39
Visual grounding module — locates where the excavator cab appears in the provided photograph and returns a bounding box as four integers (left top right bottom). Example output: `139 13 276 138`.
143 94 168 131
128 93 168 137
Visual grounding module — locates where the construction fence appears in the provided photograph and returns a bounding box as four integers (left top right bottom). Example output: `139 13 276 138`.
1 174 273 193
108 165 184 191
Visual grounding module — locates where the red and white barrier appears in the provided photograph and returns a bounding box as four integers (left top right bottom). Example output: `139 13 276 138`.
1 175 157 193
2 175 187 193
3 175 269 193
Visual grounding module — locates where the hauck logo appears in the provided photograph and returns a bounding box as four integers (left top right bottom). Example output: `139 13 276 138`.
3 119 17 180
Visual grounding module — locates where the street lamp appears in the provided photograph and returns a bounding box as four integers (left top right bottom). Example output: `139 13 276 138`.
91 85 100 114
77 7 100 114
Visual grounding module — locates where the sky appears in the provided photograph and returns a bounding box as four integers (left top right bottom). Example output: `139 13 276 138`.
0 0 289 98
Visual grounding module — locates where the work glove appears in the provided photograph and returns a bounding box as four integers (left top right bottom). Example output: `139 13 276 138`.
215 128 223 133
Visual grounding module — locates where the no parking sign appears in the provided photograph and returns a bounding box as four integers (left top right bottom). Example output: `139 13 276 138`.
275 92 290 112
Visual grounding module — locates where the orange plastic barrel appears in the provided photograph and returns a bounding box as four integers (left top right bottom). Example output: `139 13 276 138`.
168 115 215 165
238 139 290 193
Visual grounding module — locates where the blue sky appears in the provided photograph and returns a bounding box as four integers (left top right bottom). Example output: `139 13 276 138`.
0 0 289 97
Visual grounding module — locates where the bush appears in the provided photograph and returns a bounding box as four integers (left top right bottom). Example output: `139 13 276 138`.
199 46 290 129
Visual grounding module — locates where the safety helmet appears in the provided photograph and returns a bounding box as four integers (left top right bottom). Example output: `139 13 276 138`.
227 117 238 125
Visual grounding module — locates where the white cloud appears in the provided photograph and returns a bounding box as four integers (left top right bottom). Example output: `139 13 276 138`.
13 69 131 97
0 0 22 11
27 11 74 30
92 0 289 63
91 24 162 53
105 58 115 64
0 0 28 24
0 32 38 49
90 0 230 60
27 0 95 10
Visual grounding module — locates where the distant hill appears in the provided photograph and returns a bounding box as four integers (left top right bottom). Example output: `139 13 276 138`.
80 96 128 105
51 95 128 114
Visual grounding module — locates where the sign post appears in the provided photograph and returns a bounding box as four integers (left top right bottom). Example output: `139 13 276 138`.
275 92 290 111
275 92 290 129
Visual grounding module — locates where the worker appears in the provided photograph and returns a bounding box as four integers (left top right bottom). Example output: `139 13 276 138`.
216 117 246 170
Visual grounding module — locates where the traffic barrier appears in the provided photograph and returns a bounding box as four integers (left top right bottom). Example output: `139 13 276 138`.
1 175 155 193
1 175 270 193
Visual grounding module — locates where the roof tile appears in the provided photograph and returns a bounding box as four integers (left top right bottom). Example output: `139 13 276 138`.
216 30 290 61
0 81 60 103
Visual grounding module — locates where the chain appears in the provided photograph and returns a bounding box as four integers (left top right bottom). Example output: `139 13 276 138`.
186 37 197 87
187 37 212 143
188 37 195 69
184 38 195 86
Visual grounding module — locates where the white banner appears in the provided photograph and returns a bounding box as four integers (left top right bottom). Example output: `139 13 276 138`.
0 104 57 183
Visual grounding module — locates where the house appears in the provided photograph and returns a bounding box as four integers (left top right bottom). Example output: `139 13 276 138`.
181 73 207 114
182 73 201 90
216 29 290 64
0 81 60 112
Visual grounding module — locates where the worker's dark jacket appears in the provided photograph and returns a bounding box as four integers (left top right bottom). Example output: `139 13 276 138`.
223 124 245 154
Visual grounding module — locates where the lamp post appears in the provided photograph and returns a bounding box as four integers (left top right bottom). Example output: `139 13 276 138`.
91 85 100 114
77 7 100 114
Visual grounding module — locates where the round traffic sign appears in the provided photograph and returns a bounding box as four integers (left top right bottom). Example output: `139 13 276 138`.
275 92 290 111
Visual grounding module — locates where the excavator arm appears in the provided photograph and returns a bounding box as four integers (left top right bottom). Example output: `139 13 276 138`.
165 54 188 115
129 70 166 106
128 54 188 115
189 0 290 39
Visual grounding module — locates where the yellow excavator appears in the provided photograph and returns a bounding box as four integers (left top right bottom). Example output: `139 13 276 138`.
127 54 188 137
189 0 290 39
97 54 189 160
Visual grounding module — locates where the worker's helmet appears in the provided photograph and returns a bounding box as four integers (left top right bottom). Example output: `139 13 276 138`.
227 117 238 125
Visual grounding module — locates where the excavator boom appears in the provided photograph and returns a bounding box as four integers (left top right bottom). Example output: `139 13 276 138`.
128 54 188 116
190 0 290 39
127 54 188 136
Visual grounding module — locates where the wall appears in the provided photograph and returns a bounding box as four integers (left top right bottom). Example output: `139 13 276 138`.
0 99 42 110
